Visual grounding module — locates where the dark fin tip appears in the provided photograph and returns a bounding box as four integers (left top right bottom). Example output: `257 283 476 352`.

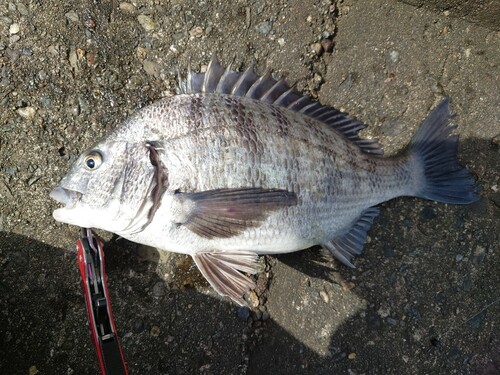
410 99 479 204
323 207 380 268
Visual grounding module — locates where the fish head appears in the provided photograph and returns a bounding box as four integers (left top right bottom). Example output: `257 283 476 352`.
50 138 156 233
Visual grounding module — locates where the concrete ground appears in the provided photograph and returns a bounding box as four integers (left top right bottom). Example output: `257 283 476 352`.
0 1 498 374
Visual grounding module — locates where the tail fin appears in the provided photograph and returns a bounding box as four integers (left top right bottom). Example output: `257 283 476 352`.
409 99 479 204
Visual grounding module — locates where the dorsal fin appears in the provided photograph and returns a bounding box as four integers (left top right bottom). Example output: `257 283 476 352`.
180 55 382 155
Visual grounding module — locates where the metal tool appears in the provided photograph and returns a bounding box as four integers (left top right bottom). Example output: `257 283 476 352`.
77 228 128 375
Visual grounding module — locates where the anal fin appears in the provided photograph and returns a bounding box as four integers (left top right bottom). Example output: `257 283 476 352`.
192 251 259 306
323 207 380 268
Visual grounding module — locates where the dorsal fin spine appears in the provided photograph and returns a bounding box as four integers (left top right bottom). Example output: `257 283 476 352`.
288 96 311 111
181 55 383 155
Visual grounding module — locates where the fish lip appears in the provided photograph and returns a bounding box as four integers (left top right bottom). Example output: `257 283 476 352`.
50 186 82 209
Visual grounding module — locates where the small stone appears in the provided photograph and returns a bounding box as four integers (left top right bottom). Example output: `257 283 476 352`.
377 306 390 318
120 2 136 13
86 53 97 67
0 123 15 132
322 31 332 39
189 26 204 38
84 18 96 30
27 174 41 186
133 319 145 333
386 317 398 326
246 290 259 309
306 15 313 23
39 96 51 109
311 42 323 56
65 10 79 23
420 205 437 220
17 106 35 119
136 47 147 60
472 245 486 265
150 325 161 337
143 60 161 77
348 352 356 360
29 366 38 375
389 50 400 63
4 166 16 178
9 35 20 44
255 21 272 35
277 37 285 46
463 277 472 291
9 23 20 35
17 3 29 16
68 48 78 71
237 306 250 320
152 281 165 298
319 290 329 303
138 15 157 32
78 96 90 112
492 134 500 145
341 280 355 291
455 254 463 262
48 44 59 55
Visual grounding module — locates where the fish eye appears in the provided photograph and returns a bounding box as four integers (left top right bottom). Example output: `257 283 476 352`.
83 151 103 171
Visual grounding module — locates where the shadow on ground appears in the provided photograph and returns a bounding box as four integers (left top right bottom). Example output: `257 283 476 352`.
0 231 321 374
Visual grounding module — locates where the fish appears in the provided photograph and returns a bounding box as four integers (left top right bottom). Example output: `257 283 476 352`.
50 55 479 306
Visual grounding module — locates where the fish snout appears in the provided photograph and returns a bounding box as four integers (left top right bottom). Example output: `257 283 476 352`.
50 186 82 208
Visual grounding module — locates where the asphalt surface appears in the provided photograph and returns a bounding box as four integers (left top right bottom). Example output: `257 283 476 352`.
0 1 499 374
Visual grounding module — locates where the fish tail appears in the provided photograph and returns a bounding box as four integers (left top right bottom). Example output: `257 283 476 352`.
408 98 479 204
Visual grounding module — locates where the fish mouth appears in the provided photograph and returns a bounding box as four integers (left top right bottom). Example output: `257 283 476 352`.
50 187 82 210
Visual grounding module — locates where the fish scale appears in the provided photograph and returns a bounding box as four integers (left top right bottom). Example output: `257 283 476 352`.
154 94 409 215
50 55 478 305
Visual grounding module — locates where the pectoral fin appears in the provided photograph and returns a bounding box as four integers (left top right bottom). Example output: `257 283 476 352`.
173 188 297 239
192 251 259 306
